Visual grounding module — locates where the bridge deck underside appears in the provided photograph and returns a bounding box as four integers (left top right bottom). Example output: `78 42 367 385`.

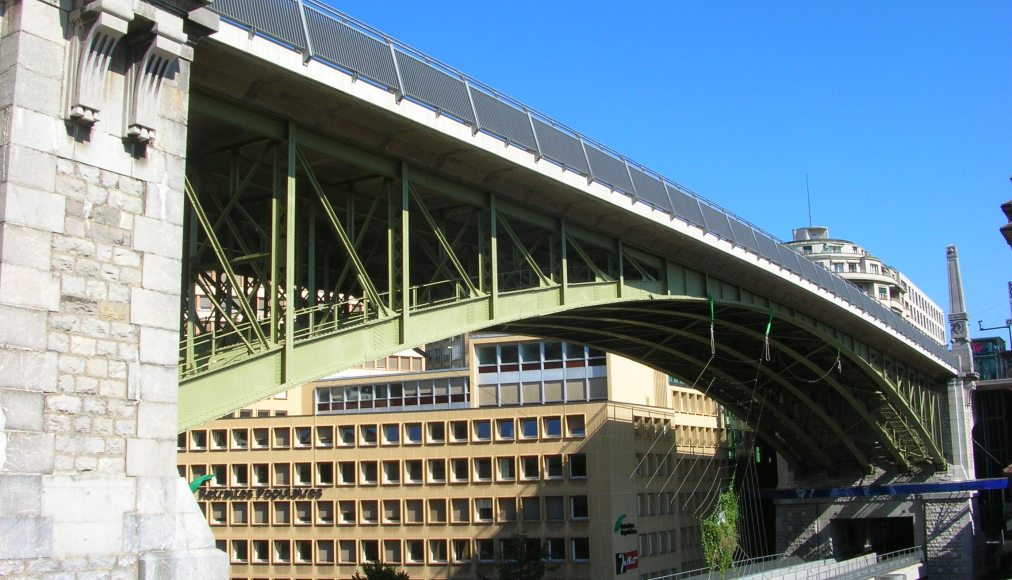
179 72 952 475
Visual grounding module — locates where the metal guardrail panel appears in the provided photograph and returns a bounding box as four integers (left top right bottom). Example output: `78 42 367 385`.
395 52 475 124
532 119 590 174
211 0 308 50
304 6 400 89
585 145 635 193
778 246 804 275
729 217 761 254
629 166 673 212
755 230 783 264
699 203 735 241
668 185 706 228
469 88 538 151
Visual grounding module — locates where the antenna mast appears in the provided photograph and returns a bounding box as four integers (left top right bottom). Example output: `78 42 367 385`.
806 174 812 227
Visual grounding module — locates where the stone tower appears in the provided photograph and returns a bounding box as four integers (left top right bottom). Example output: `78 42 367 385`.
0 1 225 577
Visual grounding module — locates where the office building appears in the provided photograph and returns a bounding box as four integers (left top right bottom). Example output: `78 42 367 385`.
177 334 729 579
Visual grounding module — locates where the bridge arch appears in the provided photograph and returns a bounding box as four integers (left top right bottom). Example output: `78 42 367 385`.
179 95 952 474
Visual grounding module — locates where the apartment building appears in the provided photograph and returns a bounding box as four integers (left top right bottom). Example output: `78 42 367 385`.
177 335 728 579
785 226 946 344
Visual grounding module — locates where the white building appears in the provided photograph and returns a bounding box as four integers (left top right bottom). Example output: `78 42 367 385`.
786 227 946 345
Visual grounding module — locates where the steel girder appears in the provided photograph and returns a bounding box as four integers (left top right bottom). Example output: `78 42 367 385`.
179 95 952 473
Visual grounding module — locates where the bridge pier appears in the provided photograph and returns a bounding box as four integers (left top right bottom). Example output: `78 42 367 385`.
774 462 980 580
0 1 224 577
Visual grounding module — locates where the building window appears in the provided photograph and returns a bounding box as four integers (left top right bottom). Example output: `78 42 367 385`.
497 457 516 481
497 497 517 522
360 425 378 446
274 501 290 525
405 540 424 564
252 428 269 449
452 539 472 562
496 419 514 440
427 459 446 484
449 420 468 442
544 455 563 479
317 501 334 525
383 424 399 445
295 501 312 525
317 539 335 564
360 461 378 485
451 498 470 523
339 539 356 564
545 496 565 521
473 457 492 481
273 427 290 448
429 539 448 564
190 430 207 450
405 423 422 444
476 539 494 562
383 500 401 524
520 497 540 521
571 537 590 561
571 495 589 520
294 427 311 448
382 460 400 485
543 417 562 438
230 540 248 563
294 539 312 564
546 538 566 562
520 455 540 480
569 453 588 479
427 422 445 443
450 458 469 483
405 460 423 484
252 502 269 525
474 498 493 522
251 539 268 563
252 463 269 486
339 501 355 525
337 461 355 485
316 426 333 447
566 414 586 437
384 540 402 564
520 418 538 439
473 419 492 441
294 462 311 486
338 425 355 446
360 500 378 525
404 500 423 524
317 462 334 486
428 499 447 524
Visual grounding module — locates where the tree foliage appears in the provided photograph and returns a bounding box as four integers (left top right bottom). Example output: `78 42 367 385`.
701 480 739 578
490 533 559 580
351 562 410 580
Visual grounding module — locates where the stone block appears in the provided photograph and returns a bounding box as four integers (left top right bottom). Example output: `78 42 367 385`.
0 262 60 311
0 182 65 233
0 304 47 350
139 327 178 366
138 547 229 580
136 401 177 441
51 520 123 557
126 438 176 477
144 181 185 226
0 516 52 558
130 288 180 331
10 1 65 46
12 67 62 118
137 364 177 404
124 513 175 552
11 105 68 154
42 474 136 524
142 253 181 294
0 388 44 431
0 222 52 269
74 131 132 177
0 349 58 391
133 216 182 259
135 476 176 516
0 474 41 516
0 431 54 474
4 144 57 192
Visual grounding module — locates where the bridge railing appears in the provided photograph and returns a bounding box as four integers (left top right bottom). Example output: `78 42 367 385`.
207 0 952 365
648 545 922 579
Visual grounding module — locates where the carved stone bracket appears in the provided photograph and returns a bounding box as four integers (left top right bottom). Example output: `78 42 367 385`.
66 0 135 125
124 18 185 144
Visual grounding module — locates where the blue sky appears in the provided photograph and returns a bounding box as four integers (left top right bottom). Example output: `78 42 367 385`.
329 1 1012 341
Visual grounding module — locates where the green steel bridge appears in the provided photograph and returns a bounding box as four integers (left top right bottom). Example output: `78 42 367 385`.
179 1 960 477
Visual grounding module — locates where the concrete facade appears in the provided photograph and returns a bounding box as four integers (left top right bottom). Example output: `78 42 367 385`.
0 1 225 577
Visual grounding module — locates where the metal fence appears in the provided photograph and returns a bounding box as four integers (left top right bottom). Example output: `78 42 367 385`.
648 545 922 579
208 0 953 364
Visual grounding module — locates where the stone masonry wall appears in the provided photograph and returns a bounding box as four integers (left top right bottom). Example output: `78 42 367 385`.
0 1 224 578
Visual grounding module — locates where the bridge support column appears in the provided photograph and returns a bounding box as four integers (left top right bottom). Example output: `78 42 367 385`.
922 493 978 580
0 1 224 578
